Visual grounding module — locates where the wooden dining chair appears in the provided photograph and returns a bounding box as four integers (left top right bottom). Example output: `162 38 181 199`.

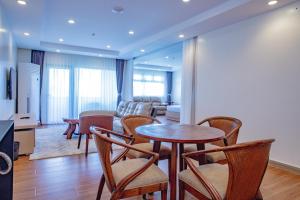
178 139 275 200
121 115 171 162
77 115 113 157
90 126 168 200
182 116 242 165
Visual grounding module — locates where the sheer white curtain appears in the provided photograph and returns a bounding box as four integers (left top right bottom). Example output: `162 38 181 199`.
133 69 167 100
41 52 117 124
181 37 199 124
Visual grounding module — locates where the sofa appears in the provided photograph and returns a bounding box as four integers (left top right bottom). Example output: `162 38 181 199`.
133 96 168 116
81 97 167 133
112 98 155 133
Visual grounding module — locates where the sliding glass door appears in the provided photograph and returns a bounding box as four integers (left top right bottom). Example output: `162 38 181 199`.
42 54 117 124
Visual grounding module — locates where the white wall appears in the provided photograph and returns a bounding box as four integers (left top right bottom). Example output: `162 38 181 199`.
0 3 17 120
17 48 31 63
194 2 300 167
172 69 181 104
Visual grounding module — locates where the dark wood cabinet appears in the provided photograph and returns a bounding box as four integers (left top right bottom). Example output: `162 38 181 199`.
0 121 14 200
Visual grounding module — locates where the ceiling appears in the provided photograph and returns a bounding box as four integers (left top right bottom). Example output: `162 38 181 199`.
134 43 183 71
0 0 297 59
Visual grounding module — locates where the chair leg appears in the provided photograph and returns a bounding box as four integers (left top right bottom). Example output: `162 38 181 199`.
168 158 172 180
96 175 105 200
161 189 167 200
179 180 185 200
77 133 82 149
179 144 184 171
85 133 89 157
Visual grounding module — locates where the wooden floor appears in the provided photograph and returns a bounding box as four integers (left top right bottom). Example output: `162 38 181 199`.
14 152 300 200
13 117 300 199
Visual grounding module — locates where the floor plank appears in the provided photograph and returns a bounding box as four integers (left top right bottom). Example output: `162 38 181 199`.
13 153 300 200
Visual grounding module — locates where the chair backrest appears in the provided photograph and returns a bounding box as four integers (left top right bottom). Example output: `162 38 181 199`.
92 128 117 192
79 110 115 117
224 139 275 200
79 115 113 135
121 115 158 143
199 116 242 146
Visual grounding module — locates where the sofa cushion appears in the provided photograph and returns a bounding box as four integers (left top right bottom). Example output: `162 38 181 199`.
113 117 123 133
123 102 138 116
133 102 152 116
116 101 130 117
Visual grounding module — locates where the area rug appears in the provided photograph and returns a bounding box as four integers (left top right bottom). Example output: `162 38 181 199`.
30 125 98 160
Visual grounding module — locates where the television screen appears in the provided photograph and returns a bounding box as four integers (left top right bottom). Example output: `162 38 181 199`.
7 68 16 100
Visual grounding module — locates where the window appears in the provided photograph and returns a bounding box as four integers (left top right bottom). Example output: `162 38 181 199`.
133 69 166 98
42 53 117 124
47 68 70 123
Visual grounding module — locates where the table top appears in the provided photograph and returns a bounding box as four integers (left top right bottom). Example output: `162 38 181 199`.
136 124 225 143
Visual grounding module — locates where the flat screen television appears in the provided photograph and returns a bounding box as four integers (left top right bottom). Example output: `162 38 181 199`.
7 68 16 100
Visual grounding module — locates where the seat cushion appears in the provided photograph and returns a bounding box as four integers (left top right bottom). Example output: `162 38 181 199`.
112 158 168 190
184 143 226 163
133 102 152 116
178 163 228 199
127 143 171 158
116 101 130 117
123 102 138 116
113 117 123 133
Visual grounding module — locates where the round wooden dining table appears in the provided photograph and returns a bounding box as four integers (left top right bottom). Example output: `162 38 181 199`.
136 124 225 200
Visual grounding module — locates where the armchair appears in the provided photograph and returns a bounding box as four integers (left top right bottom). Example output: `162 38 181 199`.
179 139 275 200
90 126 168 200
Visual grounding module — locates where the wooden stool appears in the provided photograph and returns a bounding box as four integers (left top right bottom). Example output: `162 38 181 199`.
63 119 79 139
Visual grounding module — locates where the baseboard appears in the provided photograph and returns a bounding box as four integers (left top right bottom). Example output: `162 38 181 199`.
269 160 300 175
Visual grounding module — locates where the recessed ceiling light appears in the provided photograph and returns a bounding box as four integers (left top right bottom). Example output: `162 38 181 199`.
106 45 111 49
179 34 185 38
56 49 61 53
128 30 134 35
140 49 145 53
0 28 7 33
98 54 103 57
165 56 169 59
59 38 64 42
112 6 124 14
68 19 75 24
17 0 27 5
182 0 190 2
23 32 30 36
268 1 278 5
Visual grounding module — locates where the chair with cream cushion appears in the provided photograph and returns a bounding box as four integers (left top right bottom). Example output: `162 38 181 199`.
121 115 171 160
179 139 274 200
90 126 168 200
182 116 242 164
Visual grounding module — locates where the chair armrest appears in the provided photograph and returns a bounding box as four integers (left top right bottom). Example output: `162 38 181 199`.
184 156 222 200
91 127 134 143
90 126 158 157
223 127 240 145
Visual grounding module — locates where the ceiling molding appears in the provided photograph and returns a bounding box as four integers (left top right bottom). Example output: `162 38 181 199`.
40 41 119 57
